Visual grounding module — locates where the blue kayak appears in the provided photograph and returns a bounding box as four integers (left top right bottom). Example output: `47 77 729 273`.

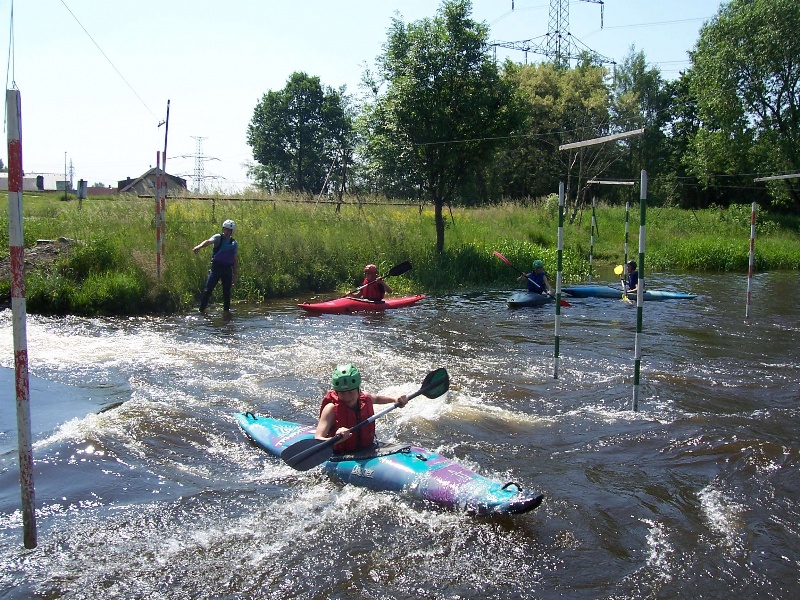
507 291 555 308
563 285 696 300
235 412 544 515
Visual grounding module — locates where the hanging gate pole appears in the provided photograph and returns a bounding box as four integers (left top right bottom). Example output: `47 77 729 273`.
632 170 648 411
553 181 565 379
7 89 37 548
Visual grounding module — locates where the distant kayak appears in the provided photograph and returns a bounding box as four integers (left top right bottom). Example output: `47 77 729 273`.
298 294 425 314
506 291 555 308
563 285 696 300
235 412 544 515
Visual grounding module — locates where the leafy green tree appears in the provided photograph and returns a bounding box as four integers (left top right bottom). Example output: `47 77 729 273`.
363 0 516 252
497 60 610 204
247 72 353 194
688 0 800 209
610 48 673 198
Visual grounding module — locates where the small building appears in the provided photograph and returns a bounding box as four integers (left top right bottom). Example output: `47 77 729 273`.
0 172 61 192
118 168 188 196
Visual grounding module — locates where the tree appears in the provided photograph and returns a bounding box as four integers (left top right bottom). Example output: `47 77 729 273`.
610 48 672 192
363 0 516 252
688 0 800 209
497 60 610 203
247 72 353 194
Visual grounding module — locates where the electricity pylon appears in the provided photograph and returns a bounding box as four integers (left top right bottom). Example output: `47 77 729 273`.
494 0 615 69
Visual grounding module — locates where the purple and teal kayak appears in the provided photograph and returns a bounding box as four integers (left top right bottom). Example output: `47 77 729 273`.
234 412 543 515
298 294 425 314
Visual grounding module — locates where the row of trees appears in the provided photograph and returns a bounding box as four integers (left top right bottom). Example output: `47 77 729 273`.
246 0 800 251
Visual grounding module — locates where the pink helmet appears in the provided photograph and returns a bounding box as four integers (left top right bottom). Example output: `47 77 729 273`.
364 264 378 274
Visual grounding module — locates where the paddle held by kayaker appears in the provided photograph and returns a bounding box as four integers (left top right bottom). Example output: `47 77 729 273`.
314 363 407 453
348 264 392 301
518 259 554 295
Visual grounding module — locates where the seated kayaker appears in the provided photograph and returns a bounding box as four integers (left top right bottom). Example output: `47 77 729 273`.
348 264 392 302
315 363 408 453
622 260 639 294
517 259 553 295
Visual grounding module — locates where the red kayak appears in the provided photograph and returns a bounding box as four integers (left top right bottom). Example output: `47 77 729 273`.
298 295 425 315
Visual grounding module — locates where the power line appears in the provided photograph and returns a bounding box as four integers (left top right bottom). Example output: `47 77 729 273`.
58 0 158 122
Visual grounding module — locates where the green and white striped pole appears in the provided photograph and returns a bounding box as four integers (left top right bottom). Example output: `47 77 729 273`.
624 198 630 266
632 170 647 411
553 181 565 379
589 193 597 282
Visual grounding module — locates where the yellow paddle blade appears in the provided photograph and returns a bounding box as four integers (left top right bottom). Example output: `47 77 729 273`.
614 265 624 275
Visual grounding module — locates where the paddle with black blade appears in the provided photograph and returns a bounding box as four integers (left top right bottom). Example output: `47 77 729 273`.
346 260 412 298
280 367 449 472
492 251 572 307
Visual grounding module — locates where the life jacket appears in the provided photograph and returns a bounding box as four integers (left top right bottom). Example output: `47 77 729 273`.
527 271 547 293
320 390 375 453
211 234 237 266
361 277 384 300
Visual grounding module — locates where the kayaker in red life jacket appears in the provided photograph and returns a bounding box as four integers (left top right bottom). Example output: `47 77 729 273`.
315 364 408 453
348 264 392 301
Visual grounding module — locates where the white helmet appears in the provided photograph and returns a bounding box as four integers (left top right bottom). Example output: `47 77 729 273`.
222 219 235 232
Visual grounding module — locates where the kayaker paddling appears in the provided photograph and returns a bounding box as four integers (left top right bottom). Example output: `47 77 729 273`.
621 260 639 295
517 259 554 295
315 364 408 453
347 264 392 302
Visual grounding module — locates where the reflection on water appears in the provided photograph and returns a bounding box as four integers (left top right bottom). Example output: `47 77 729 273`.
1 271 798 598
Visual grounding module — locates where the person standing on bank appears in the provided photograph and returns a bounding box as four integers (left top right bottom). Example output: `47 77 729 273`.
193 219 238 315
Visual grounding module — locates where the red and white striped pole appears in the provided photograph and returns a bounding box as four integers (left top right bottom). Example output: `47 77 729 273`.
160 100 170 265
745 202 757 319
155 151 162 278
7 89 37 549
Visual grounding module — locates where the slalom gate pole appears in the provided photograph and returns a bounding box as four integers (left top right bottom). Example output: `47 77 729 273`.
624 198 630 266
553 181 565 379
589 193 596 282
7 89 37 548
745 202 756 319
160 100 169 263
632 170 647 412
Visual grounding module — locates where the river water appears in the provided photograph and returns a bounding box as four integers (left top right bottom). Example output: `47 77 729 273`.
1 271 798 599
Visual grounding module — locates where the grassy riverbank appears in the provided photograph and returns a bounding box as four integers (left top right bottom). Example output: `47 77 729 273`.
1 193 798 315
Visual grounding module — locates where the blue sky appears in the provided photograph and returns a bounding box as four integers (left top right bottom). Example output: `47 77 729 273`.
2 0 724 192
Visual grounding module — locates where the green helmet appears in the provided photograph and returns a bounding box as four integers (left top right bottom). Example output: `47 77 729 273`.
532 259 544 269
331 363 361 392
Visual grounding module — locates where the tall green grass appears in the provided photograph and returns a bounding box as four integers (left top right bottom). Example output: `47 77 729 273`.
1 193 798 315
